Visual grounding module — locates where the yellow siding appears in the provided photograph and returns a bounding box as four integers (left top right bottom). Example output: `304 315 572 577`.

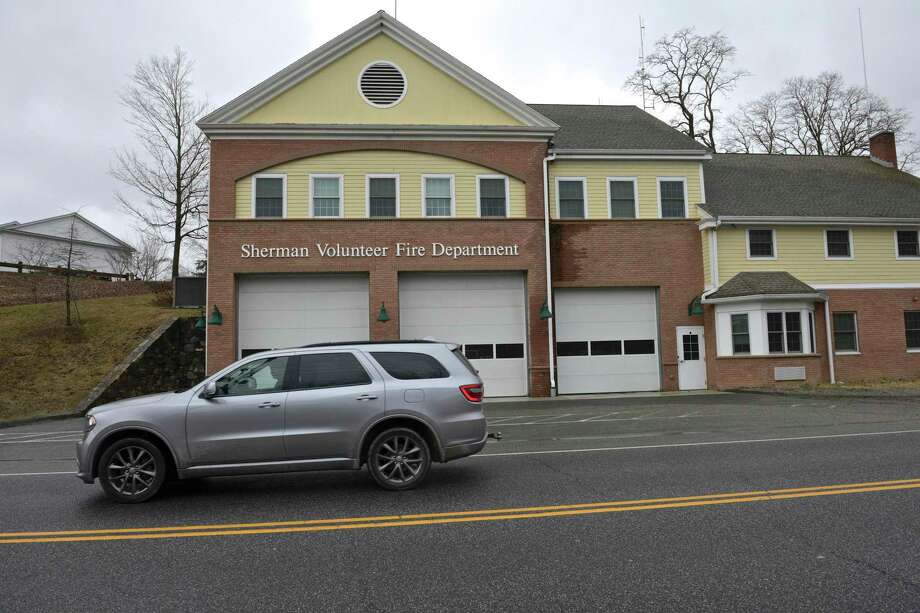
239 34 522 126
235 150 526 219
717 226 920 284
547 160 704 219
702 228 712 288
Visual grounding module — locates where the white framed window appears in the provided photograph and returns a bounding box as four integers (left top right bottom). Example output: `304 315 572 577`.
730 313 751 355
746 228 777 259
422 175 455 217
476 175 510 218
906 311 920 352
766 311 803 354
824 228 853 259
606 177 638 218
366 174 399 218
657 177 688 219
310 174 344 218
555 177 587 219
895 229 920 259
832 312 859 354
251 174 286 218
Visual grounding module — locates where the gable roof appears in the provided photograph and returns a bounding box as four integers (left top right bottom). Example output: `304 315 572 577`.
702 153 920 220
529 104 709 155
705 272 821 301
2 213 134 251
200 11 557 130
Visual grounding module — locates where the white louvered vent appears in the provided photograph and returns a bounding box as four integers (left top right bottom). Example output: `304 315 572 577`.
359 62 407 108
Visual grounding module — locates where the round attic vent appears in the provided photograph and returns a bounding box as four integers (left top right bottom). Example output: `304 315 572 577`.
358 61 407 108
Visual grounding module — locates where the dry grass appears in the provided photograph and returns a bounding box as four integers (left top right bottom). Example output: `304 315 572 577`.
0 294 197 422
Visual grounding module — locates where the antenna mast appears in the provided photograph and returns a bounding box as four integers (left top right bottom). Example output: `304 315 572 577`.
858 8 868 92
639 15 654 110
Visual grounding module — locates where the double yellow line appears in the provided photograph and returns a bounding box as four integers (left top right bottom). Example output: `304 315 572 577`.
2 477 919 544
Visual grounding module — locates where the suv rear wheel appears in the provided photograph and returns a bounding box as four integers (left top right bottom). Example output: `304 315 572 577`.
98 438 166 503
367 428 431 490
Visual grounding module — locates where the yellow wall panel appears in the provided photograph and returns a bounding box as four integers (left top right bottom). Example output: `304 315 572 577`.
239 35 523 126
547 160 704 219
235 150 526 219
716 226 920 284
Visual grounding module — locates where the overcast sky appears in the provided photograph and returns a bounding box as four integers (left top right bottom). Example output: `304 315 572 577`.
1 0 918 251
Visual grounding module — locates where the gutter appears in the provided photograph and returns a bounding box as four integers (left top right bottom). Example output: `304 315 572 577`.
542 150 557 394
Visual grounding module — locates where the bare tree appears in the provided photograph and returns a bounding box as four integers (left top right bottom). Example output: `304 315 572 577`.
626 28 747 150
726 71 920 172
16 238 59 268
111 47 208 280
106 231 170 281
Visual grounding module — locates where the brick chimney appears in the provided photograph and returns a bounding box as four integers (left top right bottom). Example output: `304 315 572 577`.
869 130 898 168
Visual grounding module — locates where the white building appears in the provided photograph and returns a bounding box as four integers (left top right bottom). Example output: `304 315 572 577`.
0 213 134 275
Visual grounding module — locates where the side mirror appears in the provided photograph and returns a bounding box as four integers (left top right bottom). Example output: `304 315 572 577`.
201 381 217 399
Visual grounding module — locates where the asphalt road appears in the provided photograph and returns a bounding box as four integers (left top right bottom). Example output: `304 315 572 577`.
1 392 920 612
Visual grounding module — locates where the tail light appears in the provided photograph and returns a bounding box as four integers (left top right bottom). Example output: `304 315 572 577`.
459 383 483 403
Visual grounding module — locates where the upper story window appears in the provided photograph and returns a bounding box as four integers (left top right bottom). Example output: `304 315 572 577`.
253 175 285 218
825 229 853 259
367 175 398 217
423 175 454 217
557 178 586 219
477 176 508 217
747 228 776 258
608 178 637 218
896 230 920 258
358 61 407 108
658 178 687 218
311 175 343 218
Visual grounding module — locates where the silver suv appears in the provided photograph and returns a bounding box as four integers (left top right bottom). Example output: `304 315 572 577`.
76 341 487 503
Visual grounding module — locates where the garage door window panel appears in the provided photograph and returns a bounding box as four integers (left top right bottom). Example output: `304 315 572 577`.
557 178 586 219
495 343 524 359
590 340 622 356
215 356 291 397
464 344 494 360
291 353 371 390
624 339 655 355
371 352 449 379
557 341 589 357
253 175 285 218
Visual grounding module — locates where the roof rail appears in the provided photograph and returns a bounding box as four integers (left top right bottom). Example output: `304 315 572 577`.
299 339 441 348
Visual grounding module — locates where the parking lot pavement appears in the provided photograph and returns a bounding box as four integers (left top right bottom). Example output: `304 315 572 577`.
1 392 920 611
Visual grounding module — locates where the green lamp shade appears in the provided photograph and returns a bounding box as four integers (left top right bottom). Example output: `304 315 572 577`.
377 302 391 322
195 315 206 330
207 305 223 325
539 300 553 320
688 295 704 316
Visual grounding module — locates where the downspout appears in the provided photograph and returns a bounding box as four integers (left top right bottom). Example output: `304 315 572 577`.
542 150 557 395
823 298 836 384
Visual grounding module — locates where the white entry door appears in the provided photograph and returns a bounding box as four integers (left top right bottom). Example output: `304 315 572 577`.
399 272 528 397
676 326 707 390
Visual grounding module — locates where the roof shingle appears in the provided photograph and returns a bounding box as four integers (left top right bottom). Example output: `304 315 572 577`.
528 104 708 152
702 153 920 219
706 272 819 300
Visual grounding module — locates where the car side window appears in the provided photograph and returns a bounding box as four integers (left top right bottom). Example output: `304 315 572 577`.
370 352 449 380
290 353 372 390
214 356 290 397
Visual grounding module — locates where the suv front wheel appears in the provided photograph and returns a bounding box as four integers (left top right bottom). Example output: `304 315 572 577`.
98 438 167 503
367 428 431 490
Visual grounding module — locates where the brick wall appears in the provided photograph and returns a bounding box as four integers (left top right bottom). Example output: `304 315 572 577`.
0 272 169 307
825 288 920 382
549 220 705 391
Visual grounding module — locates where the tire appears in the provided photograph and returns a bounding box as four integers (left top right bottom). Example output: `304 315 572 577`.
98 438 167 503
367 428 431 491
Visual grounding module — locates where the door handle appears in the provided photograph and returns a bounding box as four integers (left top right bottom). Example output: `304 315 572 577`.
258 401 281 408
356 394 378 402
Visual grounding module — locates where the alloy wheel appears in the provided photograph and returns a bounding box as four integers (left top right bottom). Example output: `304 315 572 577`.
106 445 157 497
375 434 425 485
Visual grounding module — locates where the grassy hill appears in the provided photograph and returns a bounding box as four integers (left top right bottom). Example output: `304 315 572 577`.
0 293 198 422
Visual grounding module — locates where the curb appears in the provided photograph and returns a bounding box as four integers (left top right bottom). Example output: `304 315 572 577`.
0 411 83 430
732 388 920 401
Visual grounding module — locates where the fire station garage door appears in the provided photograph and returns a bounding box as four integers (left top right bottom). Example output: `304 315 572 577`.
555 288 660 394
237 274 369 358
399 272 528 397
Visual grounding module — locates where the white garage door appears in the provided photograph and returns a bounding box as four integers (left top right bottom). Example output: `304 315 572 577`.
399 272 528 397
237 274 369 357
555 288 660 394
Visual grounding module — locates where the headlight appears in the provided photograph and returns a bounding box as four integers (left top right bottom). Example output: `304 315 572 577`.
85 415 96 432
